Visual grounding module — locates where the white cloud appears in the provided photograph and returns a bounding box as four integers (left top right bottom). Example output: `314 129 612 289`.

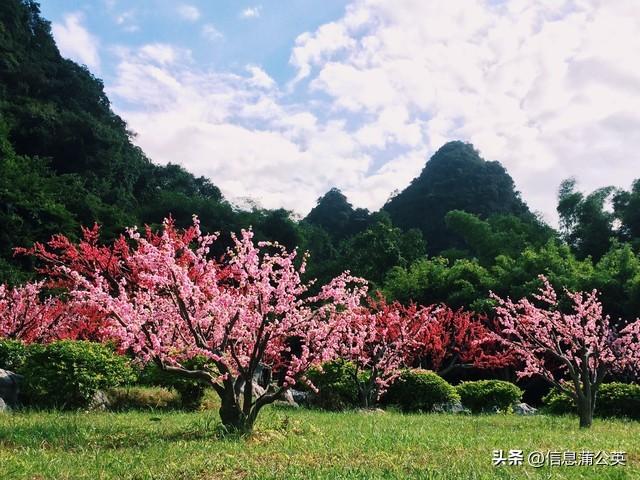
177 4 201 22
108 45 370 213
107 1 640 225
51 12 100 70
246 65 275 89
286 0 640 223
202 24 223 41
240 6 261 19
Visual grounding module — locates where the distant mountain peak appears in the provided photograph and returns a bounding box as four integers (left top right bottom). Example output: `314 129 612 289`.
383 141 533 253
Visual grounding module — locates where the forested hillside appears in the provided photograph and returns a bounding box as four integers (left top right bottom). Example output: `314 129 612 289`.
0 0 304 282
383 141 542 254
2 0 640 324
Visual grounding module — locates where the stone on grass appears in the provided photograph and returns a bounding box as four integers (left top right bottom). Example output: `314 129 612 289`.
434 400 470 414
88 390 111 411
288 389 309 406
0 369 22 407
513 402 537 416
281 389 299 408
251 382 266 398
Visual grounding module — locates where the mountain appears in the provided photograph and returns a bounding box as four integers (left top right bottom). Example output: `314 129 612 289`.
383 141 535 254
304 188 370 241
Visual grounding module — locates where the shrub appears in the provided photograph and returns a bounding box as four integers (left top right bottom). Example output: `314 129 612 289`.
598 383 640 419
305 360 360 411
541 388 575 415
105 386 181 411
138 356 212 411
0 339 28 372
543 383 640 419
21 340 136 409
456 380 522 413
384 369 459 412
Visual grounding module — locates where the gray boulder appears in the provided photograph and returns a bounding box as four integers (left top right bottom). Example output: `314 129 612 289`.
434 400 470 414
289 389 308 405
0 369 22 407
0 396 7 413
88 390 111 411
513 402 537 416
281 389 299 408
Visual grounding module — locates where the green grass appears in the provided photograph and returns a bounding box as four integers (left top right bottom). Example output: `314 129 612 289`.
0 407 638 479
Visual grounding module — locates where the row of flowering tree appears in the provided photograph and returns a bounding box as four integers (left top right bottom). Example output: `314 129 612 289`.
3 217 505 430
335 296 512 408
1 217 639 430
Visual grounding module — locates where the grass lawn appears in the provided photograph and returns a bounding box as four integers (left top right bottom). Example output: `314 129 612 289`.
0 406 638 479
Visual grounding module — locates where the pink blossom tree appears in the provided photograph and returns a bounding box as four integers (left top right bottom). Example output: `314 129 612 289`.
335 296 422 408
492 276 640 428
42 217 367 432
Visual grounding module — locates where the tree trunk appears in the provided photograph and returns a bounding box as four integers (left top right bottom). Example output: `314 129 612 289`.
218 382 256 433
360 388 372 409
219 389 249 432
577 396 593 429
218 379 280 433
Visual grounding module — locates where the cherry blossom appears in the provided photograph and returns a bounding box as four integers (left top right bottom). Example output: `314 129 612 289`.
492 275 640 428
38 217 367 431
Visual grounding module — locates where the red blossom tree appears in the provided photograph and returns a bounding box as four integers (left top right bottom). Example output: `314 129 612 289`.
492 276 640 428
409 305 512 376
335 296 423 407
16 223 133 292
0 281 78 343
35 217 367 432
336 296 512 408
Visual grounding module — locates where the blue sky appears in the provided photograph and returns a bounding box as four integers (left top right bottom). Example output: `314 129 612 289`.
39 1 348 86
40 1 640 223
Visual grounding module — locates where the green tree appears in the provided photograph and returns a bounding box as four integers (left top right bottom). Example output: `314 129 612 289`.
557 178 615 261
613 179 640 248
339 213 426 286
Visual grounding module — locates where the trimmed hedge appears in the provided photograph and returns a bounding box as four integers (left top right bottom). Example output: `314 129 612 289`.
456 380 522 413
543 383 640 419
0 339 28 372
385 369 459 412
305 360 360 411
542 388 575 415
21 340 136 409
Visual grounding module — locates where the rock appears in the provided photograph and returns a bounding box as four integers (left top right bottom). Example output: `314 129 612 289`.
289 389 308 405
253 364 272 387
514 402 537 416
434 400 470 414
0 369 22 407
281 389 299 408
88 390 111 411
234 378 266 404
0 397 7 413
